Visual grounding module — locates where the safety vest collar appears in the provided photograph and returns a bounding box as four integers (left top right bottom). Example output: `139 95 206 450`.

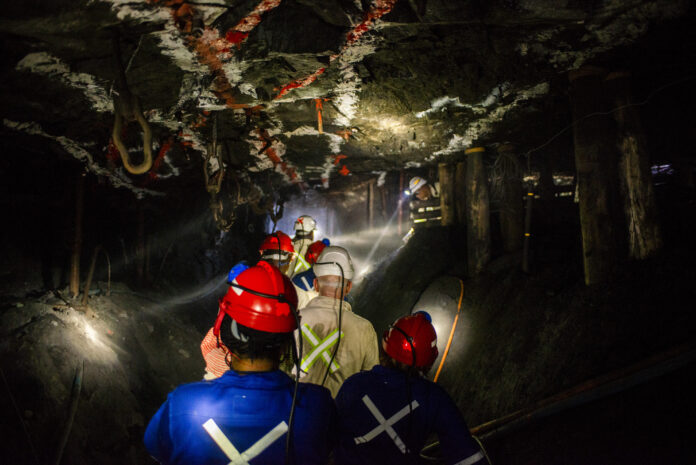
306 295 353 314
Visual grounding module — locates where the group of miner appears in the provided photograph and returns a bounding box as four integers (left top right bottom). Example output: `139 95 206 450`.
144 201 488 464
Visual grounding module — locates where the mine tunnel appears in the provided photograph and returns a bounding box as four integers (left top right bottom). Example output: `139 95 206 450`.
2 1 696 464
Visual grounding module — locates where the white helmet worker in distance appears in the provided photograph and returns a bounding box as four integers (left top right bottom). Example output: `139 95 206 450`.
290 215 318 278
408 176 432 201
294 215 317 235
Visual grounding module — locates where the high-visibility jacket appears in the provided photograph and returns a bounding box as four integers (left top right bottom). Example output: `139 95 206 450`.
289 237 313 277
144 370 336 465
294 296 379 397
335 365 487 465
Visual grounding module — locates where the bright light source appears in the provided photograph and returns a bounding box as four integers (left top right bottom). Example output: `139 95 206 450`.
376 117 407 133
85 323 99 343
404 190 411 196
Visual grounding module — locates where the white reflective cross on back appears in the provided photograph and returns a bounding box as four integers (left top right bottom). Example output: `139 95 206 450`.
353 395 419 454
202 418 288 465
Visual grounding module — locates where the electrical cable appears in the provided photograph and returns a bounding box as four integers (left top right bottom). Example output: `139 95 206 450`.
277 233 300 465
285 303 302 465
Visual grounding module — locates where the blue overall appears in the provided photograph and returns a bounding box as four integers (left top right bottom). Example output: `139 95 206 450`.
144 370 336 465
335 365 486 465
292 268 316 291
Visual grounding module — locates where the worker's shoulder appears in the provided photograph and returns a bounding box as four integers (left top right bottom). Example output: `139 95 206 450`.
345 309 376 330
297 380 334 402
337 366 377 393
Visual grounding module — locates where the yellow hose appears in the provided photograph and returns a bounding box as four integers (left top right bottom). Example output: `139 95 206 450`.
111 95 153 175
433 278 464 382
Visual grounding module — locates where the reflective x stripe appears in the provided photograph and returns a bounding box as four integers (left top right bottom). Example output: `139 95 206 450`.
300 276 312 291
202 418 287 465
454 451 486 465
354 395 419 454
293 253 311 273
300 325 342 373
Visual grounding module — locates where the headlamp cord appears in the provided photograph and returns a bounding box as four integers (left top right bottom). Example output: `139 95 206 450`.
272 232 301 465
318 261 344 388
285 304 302 465
389 323 417 455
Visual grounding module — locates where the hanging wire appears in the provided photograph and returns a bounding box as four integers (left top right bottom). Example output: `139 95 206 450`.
524 75 696 159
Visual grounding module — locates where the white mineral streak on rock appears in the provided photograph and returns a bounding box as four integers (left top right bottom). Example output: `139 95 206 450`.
15 52 113 113
284 126 344 154
94 0 171 22
282 126 344 186
333 65 361 127
416 83 512 119
245 132 267 173
376 171 386 187
527 0 688 69
431 82 550 158
405 161 422 168
3 119 162 198
238 82 257 99
415 96 465 118
147 109 207 154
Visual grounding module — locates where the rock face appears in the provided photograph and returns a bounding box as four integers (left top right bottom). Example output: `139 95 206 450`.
1 0 692 204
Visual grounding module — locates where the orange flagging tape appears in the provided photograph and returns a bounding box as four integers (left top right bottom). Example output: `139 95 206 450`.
433 278 464 383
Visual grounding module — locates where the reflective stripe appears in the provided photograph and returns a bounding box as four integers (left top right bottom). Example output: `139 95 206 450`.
300 276 312 291
454 451 486 465
202 419 243 463
354 395 419 454
294 253 311 273
202 418 287 465
301 325 342 373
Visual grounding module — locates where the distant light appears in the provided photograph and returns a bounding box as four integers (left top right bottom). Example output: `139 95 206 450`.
404 190 411 196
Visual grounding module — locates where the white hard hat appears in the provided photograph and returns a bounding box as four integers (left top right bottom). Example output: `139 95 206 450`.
314 246 354 280
294 215 317 232
408 176 427 194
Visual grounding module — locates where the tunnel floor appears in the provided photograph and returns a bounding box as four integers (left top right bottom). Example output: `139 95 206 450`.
483 362 696 464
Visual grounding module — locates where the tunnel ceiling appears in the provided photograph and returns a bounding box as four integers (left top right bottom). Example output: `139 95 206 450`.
0 0 691 203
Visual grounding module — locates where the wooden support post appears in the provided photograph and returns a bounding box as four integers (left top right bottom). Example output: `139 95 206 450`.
380 184 388 223
69 173 85 299
136 206 145 285
455 161 467 225
497 144 524 252
367 179 375 229
398 170 404 235
522 192 534 273
464 147 491 276
605 71 662 259
439 162 455 226
569 66 618 286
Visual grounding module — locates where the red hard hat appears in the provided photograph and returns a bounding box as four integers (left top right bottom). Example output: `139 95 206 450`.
382 312 438 368
305 240 328 265
214 261 298 335
259 231 295 255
